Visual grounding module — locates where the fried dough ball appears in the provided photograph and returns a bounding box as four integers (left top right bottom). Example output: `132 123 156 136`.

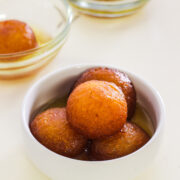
0 20 37 54
30 108 87 157
91 122 150 160
67 80 127 139
73 67 136 119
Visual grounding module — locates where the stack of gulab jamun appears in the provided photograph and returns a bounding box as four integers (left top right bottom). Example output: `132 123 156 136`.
30 67 150 161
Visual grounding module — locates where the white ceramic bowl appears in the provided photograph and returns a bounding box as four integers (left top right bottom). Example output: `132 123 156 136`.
22 64 165 180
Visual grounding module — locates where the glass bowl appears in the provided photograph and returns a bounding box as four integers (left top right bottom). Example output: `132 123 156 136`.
69 0 149 18
0 0 72 79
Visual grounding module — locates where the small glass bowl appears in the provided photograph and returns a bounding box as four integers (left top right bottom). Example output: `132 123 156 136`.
69 0 149 18
0 0 72 79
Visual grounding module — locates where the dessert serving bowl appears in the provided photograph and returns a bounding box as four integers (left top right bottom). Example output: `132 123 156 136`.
22 64 165 180
69 0 149 18
0 0 72 79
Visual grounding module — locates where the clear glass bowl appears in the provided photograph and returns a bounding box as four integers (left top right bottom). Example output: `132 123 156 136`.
69 0 149 18
0 0 72 79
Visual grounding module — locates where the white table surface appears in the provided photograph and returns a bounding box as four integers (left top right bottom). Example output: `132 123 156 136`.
0 0 179 179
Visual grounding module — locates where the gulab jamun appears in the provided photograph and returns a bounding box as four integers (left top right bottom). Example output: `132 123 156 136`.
67 80 127 139
30 107 87 157
0 20 38 54
73 67 136 119
91 122 150 160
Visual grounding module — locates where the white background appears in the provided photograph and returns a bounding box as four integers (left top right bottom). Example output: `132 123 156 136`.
0 0 179 179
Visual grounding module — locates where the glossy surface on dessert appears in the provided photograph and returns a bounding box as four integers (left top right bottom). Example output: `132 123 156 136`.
30 107 87 157
91 122 150 160
67 80 127 139
0 20 38 54
73 67 136 119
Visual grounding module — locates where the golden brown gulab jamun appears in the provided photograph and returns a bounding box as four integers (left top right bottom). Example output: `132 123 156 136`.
30 107 87 157
0 20 37 54
67 80 127 139
73 67 136 119
91 122 150 160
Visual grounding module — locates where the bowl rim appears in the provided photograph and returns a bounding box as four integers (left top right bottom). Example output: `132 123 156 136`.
69 0 149 18
70 0 147 6
22 63 165 163
0 0 73 58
